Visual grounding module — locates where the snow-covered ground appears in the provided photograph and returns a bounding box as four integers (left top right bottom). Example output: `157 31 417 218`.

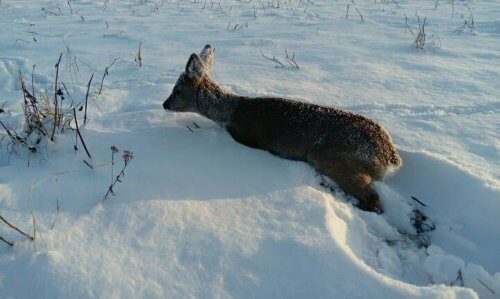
0 0 498 298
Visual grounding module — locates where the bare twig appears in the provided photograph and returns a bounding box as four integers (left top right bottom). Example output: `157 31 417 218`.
284 49 299 69
453 6 475 35
104 149 134 200
84 73 94 125
29 188 36 252
227 23 249 31
450 0 455 19
50 177 61 230
0 120 16 144
67 0 74 14
61 82 74 104
404 13 414 35
411 196 428 207
83 160 93 169
477 278 496 295
98 58 117 95
415 17 427 49
51 53 63 141
72 108 92 159
110 146 118 187
0 236 14 247
31 64 36 96
259 50 285 68
0 214 34 241
135 42 142 68
354 7 364 23
452 269 464 286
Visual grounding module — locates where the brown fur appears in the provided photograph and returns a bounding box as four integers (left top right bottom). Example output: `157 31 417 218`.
163 45 402 213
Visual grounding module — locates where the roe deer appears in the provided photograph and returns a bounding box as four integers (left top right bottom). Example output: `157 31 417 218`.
163 45 402 213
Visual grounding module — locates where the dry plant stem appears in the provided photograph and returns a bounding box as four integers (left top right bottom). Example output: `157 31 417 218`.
61 82 74 103
0 214 34 241
50 177 61 230
98 58 117 95
411 196 428 207
72 107 92 159
453 269 464 286
83 160 93 169
50 198 60 230
84 73 94 125
450 0 455 19
29 186 48 253
104 161 130 200
30 189 36 252
284 49 299 69
477 278 496 295
355 7 364 23
0 120 16 143
136 42 142 68
404 13 414 35
111 147 117 185
31 64 36 96
259 50 285 68
67 0 73 14
51 53 63 141
0 236 14 247
19 71 48 136
415 17 427 49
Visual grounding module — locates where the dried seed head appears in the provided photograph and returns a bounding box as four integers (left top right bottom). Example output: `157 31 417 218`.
123 150 134 163
111 145 119 153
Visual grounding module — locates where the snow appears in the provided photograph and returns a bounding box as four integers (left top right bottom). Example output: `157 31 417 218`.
0 0 499 298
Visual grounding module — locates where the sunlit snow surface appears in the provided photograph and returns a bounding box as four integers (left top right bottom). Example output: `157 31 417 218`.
0 0 498 298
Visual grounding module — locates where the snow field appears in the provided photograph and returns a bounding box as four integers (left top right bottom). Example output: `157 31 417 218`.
0 0 499 298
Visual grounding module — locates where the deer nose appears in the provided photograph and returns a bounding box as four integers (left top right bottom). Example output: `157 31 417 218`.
163 99 171 110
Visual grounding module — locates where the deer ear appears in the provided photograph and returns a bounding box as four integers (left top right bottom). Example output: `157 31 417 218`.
185 53 205 80
199 44 214 73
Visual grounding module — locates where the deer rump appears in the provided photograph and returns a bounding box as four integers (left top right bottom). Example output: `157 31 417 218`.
226 97 400 211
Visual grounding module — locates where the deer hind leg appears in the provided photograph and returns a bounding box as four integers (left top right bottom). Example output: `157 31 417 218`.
325 169 382 213
347 174 382 214
308 152 382 213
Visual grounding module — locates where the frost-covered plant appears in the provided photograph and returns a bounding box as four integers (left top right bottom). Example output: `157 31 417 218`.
405 15 441 50
0 53 93 162
414 17 441 49
453 6 476 35
103 146 135 200
1 80 65 157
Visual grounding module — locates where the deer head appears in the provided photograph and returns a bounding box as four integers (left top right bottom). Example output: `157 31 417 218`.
163 45 214 112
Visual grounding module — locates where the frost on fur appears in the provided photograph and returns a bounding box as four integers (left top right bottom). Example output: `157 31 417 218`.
199 44 214 73
164 45 402 213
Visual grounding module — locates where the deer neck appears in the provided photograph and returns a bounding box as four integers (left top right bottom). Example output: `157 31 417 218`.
195 78 242 124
